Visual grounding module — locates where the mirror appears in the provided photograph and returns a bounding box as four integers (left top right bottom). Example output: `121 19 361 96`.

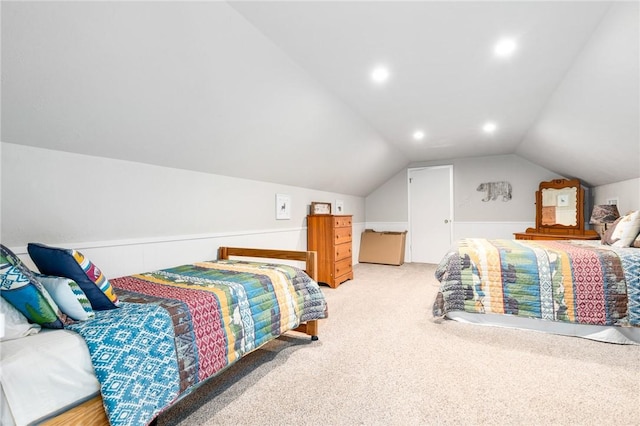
517 178 597 240
535 178 584 231
541 187 578 226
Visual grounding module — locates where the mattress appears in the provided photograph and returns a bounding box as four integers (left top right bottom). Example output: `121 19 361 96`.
0 329 99 425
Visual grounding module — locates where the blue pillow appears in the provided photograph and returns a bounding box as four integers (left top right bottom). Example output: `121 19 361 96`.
27 243 120 311
0 244 66 329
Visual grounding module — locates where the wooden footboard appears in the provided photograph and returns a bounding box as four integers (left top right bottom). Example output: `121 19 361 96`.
217 246 318 281
40 246 321 426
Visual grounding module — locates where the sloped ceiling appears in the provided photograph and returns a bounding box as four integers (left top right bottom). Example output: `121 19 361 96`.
2 1 638 196
1 1 407 196
230 1 639 187
516 2 639 186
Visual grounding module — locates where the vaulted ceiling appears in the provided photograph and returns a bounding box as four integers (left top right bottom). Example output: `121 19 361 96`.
2 1 638 196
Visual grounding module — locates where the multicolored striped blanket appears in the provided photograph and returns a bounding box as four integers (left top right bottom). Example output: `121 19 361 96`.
82 259 327 426
433 239 640 327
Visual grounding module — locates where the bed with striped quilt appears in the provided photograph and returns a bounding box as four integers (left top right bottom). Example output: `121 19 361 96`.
433 239 640 334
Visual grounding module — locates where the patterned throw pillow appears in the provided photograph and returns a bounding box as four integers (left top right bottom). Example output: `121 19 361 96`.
0 244 66 329
36 274 95 321
610 210 640 248
27 243 120 310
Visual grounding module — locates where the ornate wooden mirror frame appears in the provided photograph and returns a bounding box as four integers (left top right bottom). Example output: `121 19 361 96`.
515 178 599 240
536 178 583 231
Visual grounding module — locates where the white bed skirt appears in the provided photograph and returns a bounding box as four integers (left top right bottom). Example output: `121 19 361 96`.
445 311 640 345
0 329 100 425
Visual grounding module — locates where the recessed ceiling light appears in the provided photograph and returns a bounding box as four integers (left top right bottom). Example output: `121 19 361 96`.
494 38 517 57
413 130 425 141
371 66 390 83
483 122 497 133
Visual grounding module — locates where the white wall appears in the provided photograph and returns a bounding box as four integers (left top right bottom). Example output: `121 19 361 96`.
1 143 365 276
362 154 563 263
365 169 408 223
366 154 562 235
593 178 640 216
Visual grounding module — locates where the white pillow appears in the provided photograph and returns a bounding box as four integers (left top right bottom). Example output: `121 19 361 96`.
1 296 41 341
36 275 95 321
611 210 640 247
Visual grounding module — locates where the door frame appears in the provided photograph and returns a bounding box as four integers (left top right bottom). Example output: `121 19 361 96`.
407 165 454 263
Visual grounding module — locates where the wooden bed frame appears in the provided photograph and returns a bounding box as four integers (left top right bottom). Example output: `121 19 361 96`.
41 247 321 426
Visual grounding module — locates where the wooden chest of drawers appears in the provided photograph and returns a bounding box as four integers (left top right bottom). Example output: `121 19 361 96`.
307 215 353 288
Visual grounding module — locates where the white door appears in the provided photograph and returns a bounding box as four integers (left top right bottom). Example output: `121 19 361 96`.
409 166 453 263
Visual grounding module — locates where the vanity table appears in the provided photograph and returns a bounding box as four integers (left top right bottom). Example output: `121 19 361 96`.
514 178 599 241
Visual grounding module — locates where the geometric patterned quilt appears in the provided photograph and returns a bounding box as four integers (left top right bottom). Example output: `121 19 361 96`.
66 303 180 426
106 259 328 422
433 239 640 328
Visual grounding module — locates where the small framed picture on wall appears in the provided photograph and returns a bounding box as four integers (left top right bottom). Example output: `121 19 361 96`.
276 194 291 220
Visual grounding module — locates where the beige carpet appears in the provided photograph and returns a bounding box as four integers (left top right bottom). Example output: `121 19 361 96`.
158 263 640 425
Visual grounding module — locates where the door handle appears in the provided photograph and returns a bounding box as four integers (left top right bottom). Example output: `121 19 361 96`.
444 219 450 223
